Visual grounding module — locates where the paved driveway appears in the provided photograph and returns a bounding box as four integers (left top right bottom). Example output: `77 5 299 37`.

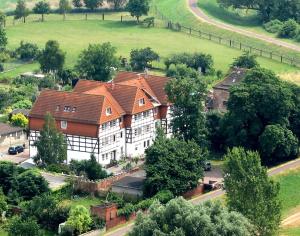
41 172 67 190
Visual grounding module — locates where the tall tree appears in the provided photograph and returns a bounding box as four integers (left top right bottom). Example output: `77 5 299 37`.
129 198 255 236
14 0 30 23
126 0 150 22
107 0 127 9
59 0 71 20
144 131 207 196
72 0 83 8
33 113 67 166
33 1 50 22
83 0 103 11
76 42 119 81
130 47 159 70
165 75 208 146
223 147 281 236
38 40 66 73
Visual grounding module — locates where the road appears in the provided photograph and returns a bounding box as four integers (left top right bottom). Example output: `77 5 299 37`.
104 158 300 236
187 0 300 53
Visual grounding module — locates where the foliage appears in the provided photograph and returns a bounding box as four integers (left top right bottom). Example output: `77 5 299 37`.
126 0 150 22
165 52 214 75
14 0 30 22
107 192 125 208
38 40 66 73
117 203 135 220
12 99 32 109
278 19 299 38
223 147 281 236
8 216 41 236
33 113 67 166
152 190 174 204
59 0 71 18
73 0 83 8
259 124 298 164
0 28 7 50
0 11 5 28
38 76 56 90
16 170 49 200
107 0 127 9
83 0 103 10
129 198 255 236
166 63 199 78
76 42 119 81
10 113 28 127
165 75 208 146
0 162 22 195
232 52 259 69
144 132 206 196
33 1 50 22
57 68 77 85
0 188 7 218
206 111 225 152
46 163 71 174
70 154 109 180
263 19 283 33
66 205 92 234
222 68 298 165
130 47 159 70
16 41 40 61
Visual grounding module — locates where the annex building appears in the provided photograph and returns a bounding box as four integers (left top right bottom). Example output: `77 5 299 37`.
28 72 172 165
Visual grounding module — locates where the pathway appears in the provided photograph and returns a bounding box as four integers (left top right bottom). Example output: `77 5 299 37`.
187 0 300 53
103 158 300 236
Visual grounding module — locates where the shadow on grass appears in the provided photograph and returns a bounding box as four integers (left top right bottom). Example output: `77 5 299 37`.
198 0 261 27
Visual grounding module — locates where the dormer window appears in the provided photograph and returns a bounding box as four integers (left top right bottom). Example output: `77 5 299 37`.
64 106 71 112
139 98 145 106
106 107 112 116
56 105 60 111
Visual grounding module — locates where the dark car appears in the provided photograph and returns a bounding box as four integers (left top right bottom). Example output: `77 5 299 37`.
8 147 18 155
16 146 24 153
204 161 212 171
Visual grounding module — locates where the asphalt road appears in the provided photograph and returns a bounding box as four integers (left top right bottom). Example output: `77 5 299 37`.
103 158 300 236
187 0 300 52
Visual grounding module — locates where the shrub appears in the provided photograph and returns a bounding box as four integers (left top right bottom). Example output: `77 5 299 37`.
0 51 10 63
46 163 71 174
130 47 159 70
153 190 174 204
278 19 299 38
12 99 32 109
10 113 28 128
263 20 283 33
107 192 125 208
135 198 154 211
232 52 258 69
15 41 40 61
117 203 135 220
296 33 300 42
65 205 92 235
8 216 41 236
0 63 4 72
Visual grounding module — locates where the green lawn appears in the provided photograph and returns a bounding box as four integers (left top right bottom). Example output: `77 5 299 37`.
1 16 298 81
152 0 300 61
274 168 300 217
62 196 104 209
280 227 300 236
197 0 300 47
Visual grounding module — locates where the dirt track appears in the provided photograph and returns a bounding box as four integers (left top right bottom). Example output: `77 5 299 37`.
187 0 300 53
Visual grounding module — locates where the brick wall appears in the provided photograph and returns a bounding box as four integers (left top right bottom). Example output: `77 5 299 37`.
182 184 205 199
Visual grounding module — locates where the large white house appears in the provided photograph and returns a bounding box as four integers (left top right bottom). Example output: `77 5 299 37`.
29 71 172 165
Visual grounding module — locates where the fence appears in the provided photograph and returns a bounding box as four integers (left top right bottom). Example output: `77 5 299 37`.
153 6 300 68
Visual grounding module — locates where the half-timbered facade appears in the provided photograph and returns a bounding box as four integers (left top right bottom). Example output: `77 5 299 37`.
29 72 172 165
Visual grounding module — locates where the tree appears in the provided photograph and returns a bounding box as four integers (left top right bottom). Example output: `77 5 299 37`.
107 0 127 9
83 0 103 10
278 19 299 38
33 1 50 22
16 41 40 61
14 0 30 23
0 27 7 50
66 205 92 234
0 11 6 28
57 68 77 85
165 76 208 146
59 0 71 20
166 63 199 78
0 162 20 195
76 42 119 81
33 113 67 166
232 52 259 69
38 40 66 73
126 0 150 22
0 188 7 219
130 47 159 70
222 68 295 164
259 125 298 164
72 0 83 8
223 147 281 236
16 170 49 200
11 113 28 128
129 198 255 236
144 132 207 196
8 216 41 236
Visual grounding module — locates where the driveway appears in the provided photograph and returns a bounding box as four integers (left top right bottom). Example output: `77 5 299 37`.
104 158 300 236
187 0 300 52
41 172 67 190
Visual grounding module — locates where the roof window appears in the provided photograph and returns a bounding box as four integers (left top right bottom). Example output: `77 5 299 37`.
139 98 145 106
106 107 112 116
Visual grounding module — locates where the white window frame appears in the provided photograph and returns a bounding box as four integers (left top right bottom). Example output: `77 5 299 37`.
61 120 67 129
138 98 145 106
106 107 112 116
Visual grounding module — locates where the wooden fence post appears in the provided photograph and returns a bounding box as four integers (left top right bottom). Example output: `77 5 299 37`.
239 42 242 50
102 13 104 21
85 13 87 20
121 15 123 22
281 56 283 63
189 27 192 34
229 40 232 47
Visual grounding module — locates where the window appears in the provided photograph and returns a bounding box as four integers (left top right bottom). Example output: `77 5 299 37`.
56 105 60 112
120 132 123 138
147 140 150 147
110 120 116 127
138 98 145 106
106 107 112 116
72 107 77 112
64 106 71 112
61 121 67 129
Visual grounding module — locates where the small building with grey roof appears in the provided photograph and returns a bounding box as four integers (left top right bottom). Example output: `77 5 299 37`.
0 122 26 146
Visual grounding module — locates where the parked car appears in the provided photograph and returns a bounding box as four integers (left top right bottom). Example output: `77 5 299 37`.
8 146 24 155
204 161 212 171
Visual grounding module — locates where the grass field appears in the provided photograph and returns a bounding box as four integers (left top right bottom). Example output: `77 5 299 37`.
152 0 300 61
1 14 298 81
280 227 300 236
197 0 300 47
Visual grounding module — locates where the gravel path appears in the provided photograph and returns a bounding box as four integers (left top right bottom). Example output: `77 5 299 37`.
187 0 300 53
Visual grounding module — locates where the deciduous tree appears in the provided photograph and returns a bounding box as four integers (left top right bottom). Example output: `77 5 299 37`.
66 205 92 234
59 0 71 20
232 52 258 69
223 147 281 236
126 0 150 22
8 216 41 236
14 0 30 23
107 0 127 9
130 47 159 70
10 113 28 128
33 1 50 22
83 0 103 10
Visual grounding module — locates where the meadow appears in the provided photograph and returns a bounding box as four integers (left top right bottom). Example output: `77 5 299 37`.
1 13 299 81
197 0 300 47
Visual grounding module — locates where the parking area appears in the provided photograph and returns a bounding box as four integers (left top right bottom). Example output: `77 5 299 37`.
0 143 30 164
